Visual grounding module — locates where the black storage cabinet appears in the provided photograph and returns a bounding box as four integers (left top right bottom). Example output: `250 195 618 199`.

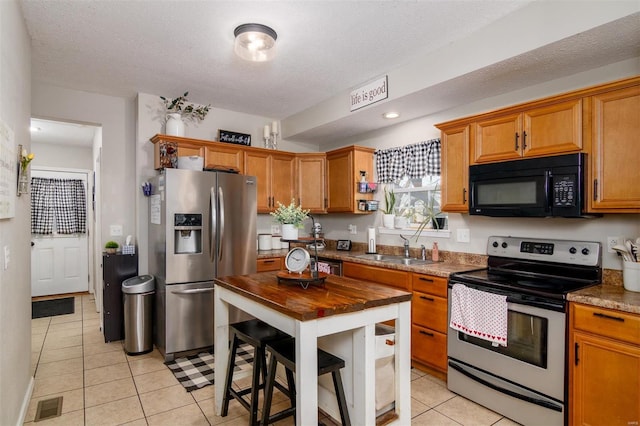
102 253 138 342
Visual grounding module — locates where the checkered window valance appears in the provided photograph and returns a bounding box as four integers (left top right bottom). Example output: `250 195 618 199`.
375 138 441 183
31 178 87 235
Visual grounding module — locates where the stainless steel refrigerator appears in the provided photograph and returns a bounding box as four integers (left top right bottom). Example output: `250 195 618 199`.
149 168 257 360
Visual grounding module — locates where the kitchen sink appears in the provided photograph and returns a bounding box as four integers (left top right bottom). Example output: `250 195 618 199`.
352 253 435 265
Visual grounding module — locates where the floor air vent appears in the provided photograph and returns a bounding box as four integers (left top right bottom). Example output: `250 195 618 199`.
34 396 63 422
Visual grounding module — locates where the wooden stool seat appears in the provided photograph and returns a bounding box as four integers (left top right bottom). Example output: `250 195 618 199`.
261 337 351 425
221 319 290 426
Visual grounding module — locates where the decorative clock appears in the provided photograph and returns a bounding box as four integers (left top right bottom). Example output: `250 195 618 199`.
277 246 328 288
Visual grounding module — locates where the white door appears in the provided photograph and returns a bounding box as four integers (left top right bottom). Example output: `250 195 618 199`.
31 170 89 297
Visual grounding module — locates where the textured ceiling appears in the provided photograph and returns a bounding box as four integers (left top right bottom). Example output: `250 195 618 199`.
20 0 532 119
19 1 640 146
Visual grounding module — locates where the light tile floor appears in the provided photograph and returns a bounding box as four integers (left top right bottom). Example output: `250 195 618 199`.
26 294 520 425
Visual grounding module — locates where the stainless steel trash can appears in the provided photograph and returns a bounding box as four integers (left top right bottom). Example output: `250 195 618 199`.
122 275 155 355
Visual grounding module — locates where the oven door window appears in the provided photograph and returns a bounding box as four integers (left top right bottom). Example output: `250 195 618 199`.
458 310 548 368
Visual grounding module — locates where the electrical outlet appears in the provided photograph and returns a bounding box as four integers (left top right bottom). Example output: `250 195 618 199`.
607 236 623 253
348 224 357 234
271 225 281 235
457 228 470 243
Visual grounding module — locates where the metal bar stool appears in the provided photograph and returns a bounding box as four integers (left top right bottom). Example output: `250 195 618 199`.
221 319 291 425
261 337 351 426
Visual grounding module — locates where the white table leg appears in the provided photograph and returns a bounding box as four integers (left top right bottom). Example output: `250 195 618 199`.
296 320 318 425
395 301 412 425
352 323 376 425
214 286 229 415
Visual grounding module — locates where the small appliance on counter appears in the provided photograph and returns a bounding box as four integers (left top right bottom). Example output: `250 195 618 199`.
307 221 325 250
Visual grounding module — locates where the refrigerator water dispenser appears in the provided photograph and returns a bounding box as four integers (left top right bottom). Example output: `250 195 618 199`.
174 213 202 254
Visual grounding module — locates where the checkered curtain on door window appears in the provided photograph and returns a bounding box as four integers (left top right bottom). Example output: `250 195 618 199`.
375 139 441 183
31 178 87 234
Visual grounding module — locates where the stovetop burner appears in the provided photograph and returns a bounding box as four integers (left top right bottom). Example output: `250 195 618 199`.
450 236 602 301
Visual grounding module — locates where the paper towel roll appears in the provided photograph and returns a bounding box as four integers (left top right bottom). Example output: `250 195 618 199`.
367 227 376 253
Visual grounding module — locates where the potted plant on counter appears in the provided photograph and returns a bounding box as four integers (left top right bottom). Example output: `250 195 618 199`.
380 186 396 229
270 199 310 240
105 241 119 254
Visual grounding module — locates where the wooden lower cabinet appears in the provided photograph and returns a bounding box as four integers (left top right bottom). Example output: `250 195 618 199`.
411 273 448 375
342 262 410 290
257 257 282 272
569 303 640 425
411 324 447 373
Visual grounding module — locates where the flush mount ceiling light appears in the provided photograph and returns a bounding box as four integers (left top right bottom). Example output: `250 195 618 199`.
383 112 400 119
234 23 278 62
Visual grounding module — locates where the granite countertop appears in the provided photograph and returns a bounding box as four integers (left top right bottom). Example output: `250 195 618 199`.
567 284 640 315
258 247 640 315
257 248 483 278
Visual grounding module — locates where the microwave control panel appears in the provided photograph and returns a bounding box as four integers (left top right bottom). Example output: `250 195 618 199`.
552 174 576 207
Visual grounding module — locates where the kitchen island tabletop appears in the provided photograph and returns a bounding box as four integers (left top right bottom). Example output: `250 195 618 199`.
214 271 412 425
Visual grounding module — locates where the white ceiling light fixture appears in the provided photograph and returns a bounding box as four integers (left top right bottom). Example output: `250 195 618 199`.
383 112 400 119
234 23 278 62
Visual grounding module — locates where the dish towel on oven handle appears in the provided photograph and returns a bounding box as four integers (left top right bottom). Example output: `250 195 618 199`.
449 283 508 347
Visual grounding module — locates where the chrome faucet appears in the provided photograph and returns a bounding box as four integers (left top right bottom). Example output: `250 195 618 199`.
400 235 410 258
420 245 426 260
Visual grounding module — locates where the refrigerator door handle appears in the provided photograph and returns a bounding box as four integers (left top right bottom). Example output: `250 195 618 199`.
170 288 214 295
218 186 225 261
210 187 216 262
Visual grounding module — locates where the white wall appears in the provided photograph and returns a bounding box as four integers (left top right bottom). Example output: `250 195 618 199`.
134 92 319 273
31 142 93 170
307 59 640 271
0 1 33 423
31 83 137 252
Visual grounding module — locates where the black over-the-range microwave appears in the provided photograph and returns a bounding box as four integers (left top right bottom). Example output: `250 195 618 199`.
469 153 597 218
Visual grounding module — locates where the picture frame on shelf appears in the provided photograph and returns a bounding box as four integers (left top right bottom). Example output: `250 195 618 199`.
336 240 352 251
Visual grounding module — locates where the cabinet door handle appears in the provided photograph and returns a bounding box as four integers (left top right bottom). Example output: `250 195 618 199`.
419 295 435 301
462 188 467 204
593 312 625 322
419 330 434 337
262 260 276 264
515 132 519 151
418 277 434 283
324 198 328 209
574 342 580 366
522 131 527 150
593 179 598 201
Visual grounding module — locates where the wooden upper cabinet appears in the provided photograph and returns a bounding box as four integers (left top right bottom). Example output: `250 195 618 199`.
245 150 295 213
587 84 640 212
295 153 327 213
472 112 522 163
439 123 470 212
326 145 375 213
205 144 244 173
471 99 582 164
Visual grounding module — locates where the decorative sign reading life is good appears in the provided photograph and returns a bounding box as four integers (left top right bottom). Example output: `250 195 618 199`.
350 75 388 112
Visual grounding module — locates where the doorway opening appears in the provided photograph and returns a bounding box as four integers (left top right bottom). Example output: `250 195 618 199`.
29 118 102 308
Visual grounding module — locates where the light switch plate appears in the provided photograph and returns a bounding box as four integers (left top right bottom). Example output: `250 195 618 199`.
110 225 123 236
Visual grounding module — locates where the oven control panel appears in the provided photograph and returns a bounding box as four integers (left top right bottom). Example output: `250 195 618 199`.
487 236 601 266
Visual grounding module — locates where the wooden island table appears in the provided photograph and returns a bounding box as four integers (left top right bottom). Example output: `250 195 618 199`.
214 271 412 425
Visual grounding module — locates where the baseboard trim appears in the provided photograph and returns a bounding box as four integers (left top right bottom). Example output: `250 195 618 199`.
16 376 34 426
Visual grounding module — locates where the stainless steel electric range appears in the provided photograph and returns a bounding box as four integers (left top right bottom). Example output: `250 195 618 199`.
447 235 602 426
